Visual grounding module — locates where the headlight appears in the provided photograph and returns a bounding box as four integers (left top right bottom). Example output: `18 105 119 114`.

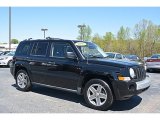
129 68 136 78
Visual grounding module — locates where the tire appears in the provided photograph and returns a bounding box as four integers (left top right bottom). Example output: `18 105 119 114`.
147 68 153 73
16 70 32 91
84 79 113 111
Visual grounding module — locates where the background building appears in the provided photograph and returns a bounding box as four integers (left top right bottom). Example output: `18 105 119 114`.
0 44 18 51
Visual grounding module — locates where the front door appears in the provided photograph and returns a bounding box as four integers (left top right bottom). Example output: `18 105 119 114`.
45 42 82 90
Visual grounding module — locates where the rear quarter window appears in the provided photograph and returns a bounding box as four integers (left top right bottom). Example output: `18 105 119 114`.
16 42 31 56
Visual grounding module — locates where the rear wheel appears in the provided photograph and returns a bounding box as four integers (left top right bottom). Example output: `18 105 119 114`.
16 70 32 91
84 79 113 111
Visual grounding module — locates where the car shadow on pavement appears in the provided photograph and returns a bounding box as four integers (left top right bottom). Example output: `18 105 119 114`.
110 96 142 111
12 84 85 104
147 70 160 73
12 84 142 111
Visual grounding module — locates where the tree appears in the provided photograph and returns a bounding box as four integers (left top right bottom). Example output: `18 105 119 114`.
116 26 130 53
133 19 160 57
77 24 92 41
103 32 115 51
11 39 19 44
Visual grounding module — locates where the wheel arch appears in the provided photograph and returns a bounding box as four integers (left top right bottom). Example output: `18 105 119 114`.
14 64 31 81
80 73 116 99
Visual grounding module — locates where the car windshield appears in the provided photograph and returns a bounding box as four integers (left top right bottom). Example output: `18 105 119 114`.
74 42 107 58
6 51 15 56
126 55 139 60
106 53 115 58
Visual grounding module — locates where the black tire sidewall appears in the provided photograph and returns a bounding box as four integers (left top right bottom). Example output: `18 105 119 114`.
16 70 31 91
84 79 113 111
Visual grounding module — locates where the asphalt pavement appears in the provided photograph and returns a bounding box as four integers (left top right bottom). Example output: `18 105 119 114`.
0 67 160 113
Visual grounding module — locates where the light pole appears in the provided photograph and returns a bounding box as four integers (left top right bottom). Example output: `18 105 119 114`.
41 28 48 39
78 24 86 41
9 7 11 50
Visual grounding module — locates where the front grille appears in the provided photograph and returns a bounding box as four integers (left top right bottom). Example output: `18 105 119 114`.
133 66 146 81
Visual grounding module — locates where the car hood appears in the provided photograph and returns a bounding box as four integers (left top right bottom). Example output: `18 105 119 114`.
87 58 140 68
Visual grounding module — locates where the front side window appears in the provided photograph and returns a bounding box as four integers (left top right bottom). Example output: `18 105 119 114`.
50 42 74 58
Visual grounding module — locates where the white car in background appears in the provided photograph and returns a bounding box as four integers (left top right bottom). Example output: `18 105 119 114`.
105 52 128 60
0 51 15 66
146 54 160 72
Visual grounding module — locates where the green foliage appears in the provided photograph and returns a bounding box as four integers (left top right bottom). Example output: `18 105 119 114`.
11 39 19 44
77 24 92 41
78 19 160 58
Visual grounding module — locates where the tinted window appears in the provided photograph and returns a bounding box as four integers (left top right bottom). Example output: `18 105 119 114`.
31 42 48 56
116 54 122 59
50 42 74 58
16 42 30 56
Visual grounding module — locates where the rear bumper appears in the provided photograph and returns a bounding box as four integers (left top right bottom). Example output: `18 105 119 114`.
112 76 151 100
146 62 160 69
146 65 160 69
10 61 15 76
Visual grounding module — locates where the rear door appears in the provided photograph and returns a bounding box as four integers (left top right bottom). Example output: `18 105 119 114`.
29 41 50 83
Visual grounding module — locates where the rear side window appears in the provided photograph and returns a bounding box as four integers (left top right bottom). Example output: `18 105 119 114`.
16 42 31 56
116 54 122 59
31 42 48 56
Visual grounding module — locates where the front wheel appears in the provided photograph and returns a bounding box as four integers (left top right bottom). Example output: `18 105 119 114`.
16 70 32 91
84 79 113 111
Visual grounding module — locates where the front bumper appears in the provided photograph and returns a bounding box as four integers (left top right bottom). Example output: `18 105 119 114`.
112 76 151 100
136 77 151 90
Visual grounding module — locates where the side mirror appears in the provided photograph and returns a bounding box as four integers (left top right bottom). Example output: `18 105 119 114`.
67 52 77 59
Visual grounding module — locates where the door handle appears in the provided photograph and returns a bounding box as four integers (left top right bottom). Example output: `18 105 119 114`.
47 62 55 65
46 61 56 66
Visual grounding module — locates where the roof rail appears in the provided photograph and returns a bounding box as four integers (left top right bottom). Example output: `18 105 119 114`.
28 38 32 40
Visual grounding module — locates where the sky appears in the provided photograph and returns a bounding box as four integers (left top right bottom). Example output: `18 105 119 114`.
0 7 160 43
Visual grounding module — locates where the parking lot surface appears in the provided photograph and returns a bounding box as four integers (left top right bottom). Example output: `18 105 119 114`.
0 68 160 113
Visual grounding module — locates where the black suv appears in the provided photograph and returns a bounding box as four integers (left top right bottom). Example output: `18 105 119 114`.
10 38 150 110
